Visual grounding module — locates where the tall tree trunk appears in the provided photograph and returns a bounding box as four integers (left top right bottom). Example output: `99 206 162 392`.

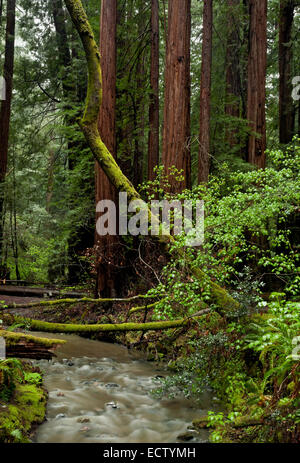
246 0 267 168
95 0 118 297
148 0 160 182
133 7 147 187
198 0 213 183
225 0 242 148
52 0 94 284
162 0 191 193
279 0 295 144
0 0 16 259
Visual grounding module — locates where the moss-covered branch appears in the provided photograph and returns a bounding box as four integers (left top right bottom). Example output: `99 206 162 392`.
3 313 209 335
0 294 155 311
63 0 240 315
128 300 162 316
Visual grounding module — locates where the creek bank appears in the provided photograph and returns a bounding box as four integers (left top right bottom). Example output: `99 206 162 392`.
0 360 47 443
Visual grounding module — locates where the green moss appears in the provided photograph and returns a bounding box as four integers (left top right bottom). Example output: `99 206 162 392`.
6 315 209 334
0 330 66 348
0 366 47 443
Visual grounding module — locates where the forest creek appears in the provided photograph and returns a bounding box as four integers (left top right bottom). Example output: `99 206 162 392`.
0 0 300 449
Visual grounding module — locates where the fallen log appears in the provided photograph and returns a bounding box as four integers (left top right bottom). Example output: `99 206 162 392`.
0 285 87 299
0 330 66 360
0 294 155 311
63 0 240 316
3 310 211 335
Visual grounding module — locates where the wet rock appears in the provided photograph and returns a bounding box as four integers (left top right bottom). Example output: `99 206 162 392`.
67 361 74 367
106 401 119 409
55 413 66 420
77 417 90 423
177 432 196 442
80 427 90 432
56 392 65 397
105 383 120 389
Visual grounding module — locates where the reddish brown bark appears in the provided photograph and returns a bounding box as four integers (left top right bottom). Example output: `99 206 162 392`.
162 0 191 193
246 0 267 168
148 0 160 182
0 0 16 183
0 0 16 257
95 0 118 297
198 0 213 184
225 0 242 147
279 0 295 144
133 7 147 187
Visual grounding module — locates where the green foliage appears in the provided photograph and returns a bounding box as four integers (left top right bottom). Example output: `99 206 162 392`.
0 358 24 402
245 300 300 395
23 371 43 385
142 144 300 324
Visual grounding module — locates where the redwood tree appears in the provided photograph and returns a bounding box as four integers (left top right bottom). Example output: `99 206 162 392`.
162 0 191 193
148 0 160 182
95 0 118 297
225 0 242 148
198 0 213 183
279 0 295 144
0 0 16 259
246 0 267 168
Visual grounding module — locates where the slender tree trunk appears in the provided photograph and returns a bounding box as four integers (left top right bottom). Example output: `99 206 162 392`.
52 0 72 94
52 0 94 284
162 0 191 193
0 0 16 259
246 0 267 168
46 151 55 213
225 0 242 147
0 0 3 28
198 0 213 183
133 9 146 187
148 0 160 181
279 0 295 144
95 0 118 297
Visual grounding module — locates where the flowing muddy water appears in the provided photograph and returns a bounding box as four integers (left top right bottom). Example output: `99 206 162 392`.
31 332 213 443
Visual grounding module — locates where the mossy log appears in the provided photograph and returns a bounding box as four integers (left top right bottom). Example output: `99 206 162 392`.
63 0 239 315
0 294 154 311
0 330 66 359
128 301 162 315
0 285 86 299
3 313 209 335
